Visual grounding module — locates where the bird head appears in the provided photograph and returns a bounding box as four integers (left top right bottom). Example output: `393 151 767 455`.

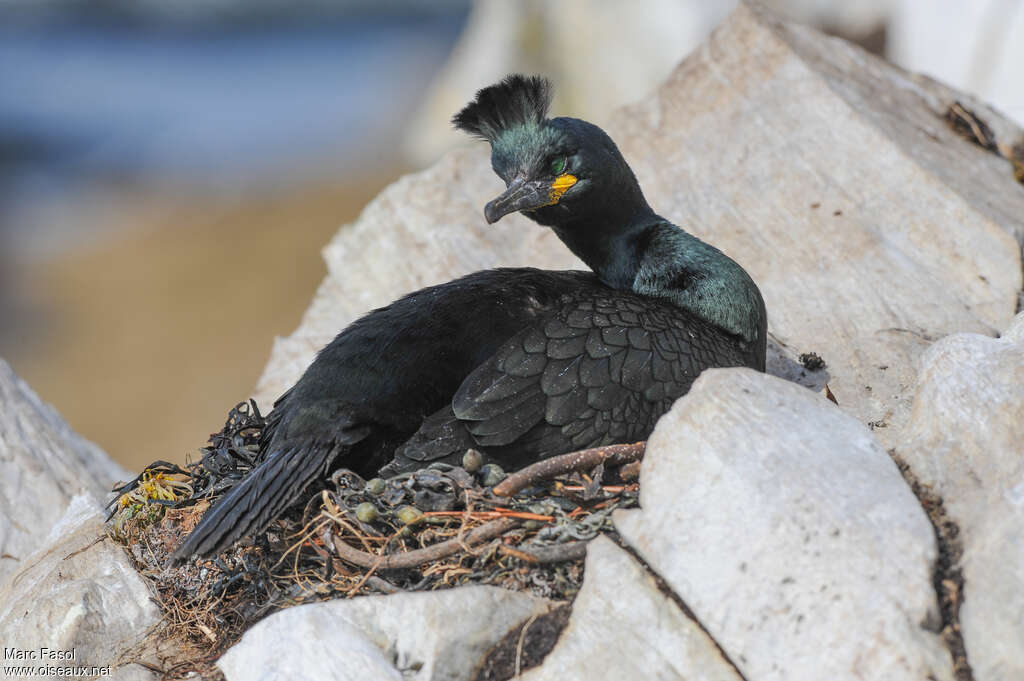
453 74 652 229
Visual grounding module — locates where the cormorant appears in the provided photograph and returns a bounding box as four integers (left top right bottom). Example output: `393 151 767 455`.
172 75 766 561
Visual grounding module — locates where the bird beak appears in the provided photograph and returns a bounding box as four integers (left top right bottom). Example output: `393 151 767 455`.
484 174 577 224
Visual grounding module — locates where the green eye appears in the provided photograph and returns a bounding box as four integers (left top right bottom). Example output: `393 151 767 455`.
550 157 567 175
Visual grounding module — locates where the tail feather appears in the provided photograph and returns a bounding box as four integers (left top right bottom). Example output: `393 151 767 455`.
171 442 338 561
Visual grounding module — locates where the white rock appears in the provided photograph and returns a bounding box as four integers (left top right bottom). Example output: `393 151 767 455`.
0 358 130 585
218 585 551 681
255 4 1024 454
615 369 954 681
220 616 402 681
400 0 734 166
520 536 742 681
0 494 160 680
896 311 1024 681
611 2 1024 447
889 0 1024 129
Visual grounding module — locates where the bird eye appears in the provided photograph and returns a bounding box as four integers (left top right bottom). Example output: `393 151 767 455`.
550 157 567 175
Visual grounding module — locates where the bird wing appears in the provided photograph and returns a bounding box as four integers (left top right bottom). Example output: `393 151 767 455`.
442 292 748 461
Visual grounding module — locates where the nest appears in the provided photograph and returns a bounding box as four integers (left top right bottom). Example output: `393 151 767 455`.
109 401 645 679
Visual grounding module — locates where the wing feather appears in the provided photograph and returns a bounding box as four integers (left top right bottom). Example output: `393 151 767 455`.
432 289 755 466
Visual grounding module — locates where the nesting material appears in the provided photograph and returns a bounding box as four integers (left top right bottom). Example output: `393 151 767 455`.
108 402 643 676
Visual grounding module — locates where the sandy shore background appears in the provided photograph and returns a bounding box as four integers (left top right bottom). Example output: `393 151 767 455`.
4 175 398 471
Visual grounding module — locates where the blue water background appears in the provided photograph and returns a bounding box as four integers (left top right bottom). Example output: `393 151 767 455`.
0 12 467 252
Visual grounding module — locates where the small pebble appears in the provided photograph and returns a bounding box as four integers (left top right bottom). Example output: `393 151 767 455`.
462 449 484 473
365 478 387 495
355 502 378 523
481 463 507 487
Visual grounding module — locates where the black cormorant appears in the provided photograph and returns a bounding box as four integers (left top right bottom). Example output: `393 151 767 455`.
173 75 766 561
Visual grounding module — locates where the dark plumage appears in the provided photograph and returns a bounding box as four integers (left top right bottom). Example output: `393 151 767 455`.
452 74 553 142
172 74 767 561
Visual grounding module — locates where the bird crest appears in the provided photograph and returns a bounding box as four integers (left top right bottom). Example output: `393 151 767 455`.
452 74 553 142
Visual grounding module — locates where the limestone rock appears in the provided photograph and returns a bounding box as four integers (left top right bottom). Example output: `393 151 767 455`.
218 585 551 681
0 358 130 585
615 369 954 681
254 4 1024 455
895 312 1024 681
520 536 742 681
221 616 402 681
0 494 160 680
610 2 1023 447
400 0 733 166
890 0 1024 129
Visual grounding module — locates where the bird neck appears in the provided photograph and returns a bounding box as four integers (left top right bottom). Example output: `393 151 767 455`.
632 223 767 345
553 215 765 346
549 202 661 291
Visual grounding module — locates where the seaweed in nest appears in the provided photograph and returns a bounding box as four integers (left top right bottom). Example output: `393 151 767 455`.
190 399 266 498
108 402 646 680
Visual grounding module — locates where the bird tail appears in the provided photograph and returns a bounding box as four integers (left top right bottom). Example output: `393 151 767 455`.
171 442 338 562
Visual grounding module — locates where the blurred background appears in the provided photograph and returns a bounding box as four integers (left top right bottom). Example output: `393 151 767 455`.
2 0 1022 472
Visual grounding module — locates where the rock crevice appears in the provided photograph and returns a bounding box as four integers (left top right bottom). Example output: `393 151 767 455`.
613 536 751 681
890 452 974 681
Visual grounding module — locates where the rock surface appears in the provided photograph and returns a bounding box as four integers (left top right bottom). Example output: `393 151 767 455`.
218 585 551 681
615 369 954 681
0 494 160 681
400 0 733 165
895 312 1024 681
610 2 1024 448
222 616 402 681
519 536 742 681
0 358 130 585
254 3 1024 458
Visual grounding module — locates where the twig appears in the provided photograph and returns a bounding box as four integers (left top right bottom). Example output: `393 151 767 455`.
515 613 540 677
497 545 540 563
366 575 403 594
347 553 386 595
498 540 589 565
619 461 642 481
63 536 105 560
558 485 629 493
492 442 646 497
272 519 329 570
330 518 520 570
423 510 554 522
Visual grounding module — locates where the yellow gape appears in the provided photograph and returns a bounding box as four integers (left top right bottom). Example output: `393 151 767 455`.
549 173 577 204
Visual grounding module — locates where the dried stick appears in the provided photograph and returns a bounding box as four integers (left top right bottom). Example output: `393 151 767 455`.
515 613 540 677
330 518 519 570
498 540 589 565
492 442 646 497
366 575 403 594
